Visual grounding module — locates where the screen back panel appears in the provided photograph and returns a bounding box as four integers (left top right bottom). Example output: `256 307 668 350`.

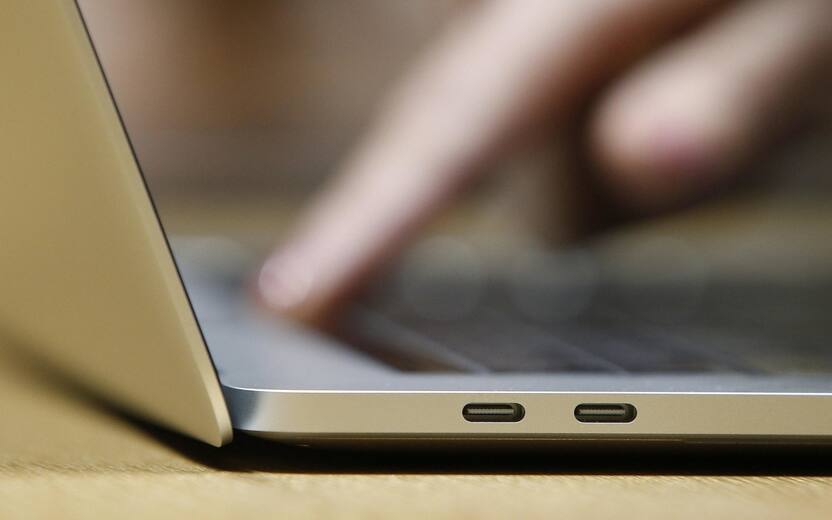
0 1 231 446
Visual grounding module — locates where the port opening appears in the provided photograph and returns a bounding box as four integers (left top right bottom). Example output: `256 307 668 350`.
463 403 525 423
574 403 637 423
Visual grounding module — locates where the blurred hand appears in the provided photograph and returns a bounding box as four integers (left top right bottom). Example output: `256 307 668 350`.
258 0 831 324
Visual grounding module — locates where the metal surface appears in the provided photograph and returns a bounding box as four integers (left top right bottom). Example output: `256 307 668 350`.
232 391 832 443
221 347 832 442
176 256 832 445
0 1 232 446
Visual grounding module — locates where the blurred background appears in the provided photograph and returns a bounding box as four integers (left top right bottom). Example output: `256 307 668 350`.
79 1 461 196
76 0 832 292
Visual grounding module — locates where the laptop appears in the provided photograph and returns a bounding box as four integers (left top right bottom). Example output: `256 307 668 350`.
2 1 832 448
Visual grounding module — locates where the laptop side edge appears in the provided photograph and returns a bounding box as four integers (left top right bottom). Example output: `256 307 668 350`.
0 1 232 446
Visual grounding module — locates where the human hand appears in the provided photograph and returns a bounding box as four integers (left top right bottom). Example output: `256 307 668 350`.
257 0 831 324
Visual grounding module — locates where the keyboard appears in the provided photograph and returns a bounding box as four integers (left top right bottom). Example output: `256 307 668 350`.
169 235 832 376
336 277 832 375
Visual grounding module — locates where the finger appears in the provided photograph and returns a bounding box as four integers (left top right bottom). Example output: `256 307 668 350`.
591 0 832 210
258 0 727 323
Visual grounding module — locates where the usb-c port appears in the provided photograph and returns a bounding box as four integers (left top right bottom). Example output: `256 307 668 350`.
463 403 525 423
574 403 636 423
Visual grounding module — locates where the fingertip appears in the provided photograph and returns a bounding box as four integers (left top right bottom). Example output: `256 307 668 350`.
257 252 310 309
256 249 331 326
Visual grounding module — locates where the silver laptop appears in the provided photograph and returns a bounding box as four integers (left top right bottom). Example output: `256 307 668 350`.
2 1 832 448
